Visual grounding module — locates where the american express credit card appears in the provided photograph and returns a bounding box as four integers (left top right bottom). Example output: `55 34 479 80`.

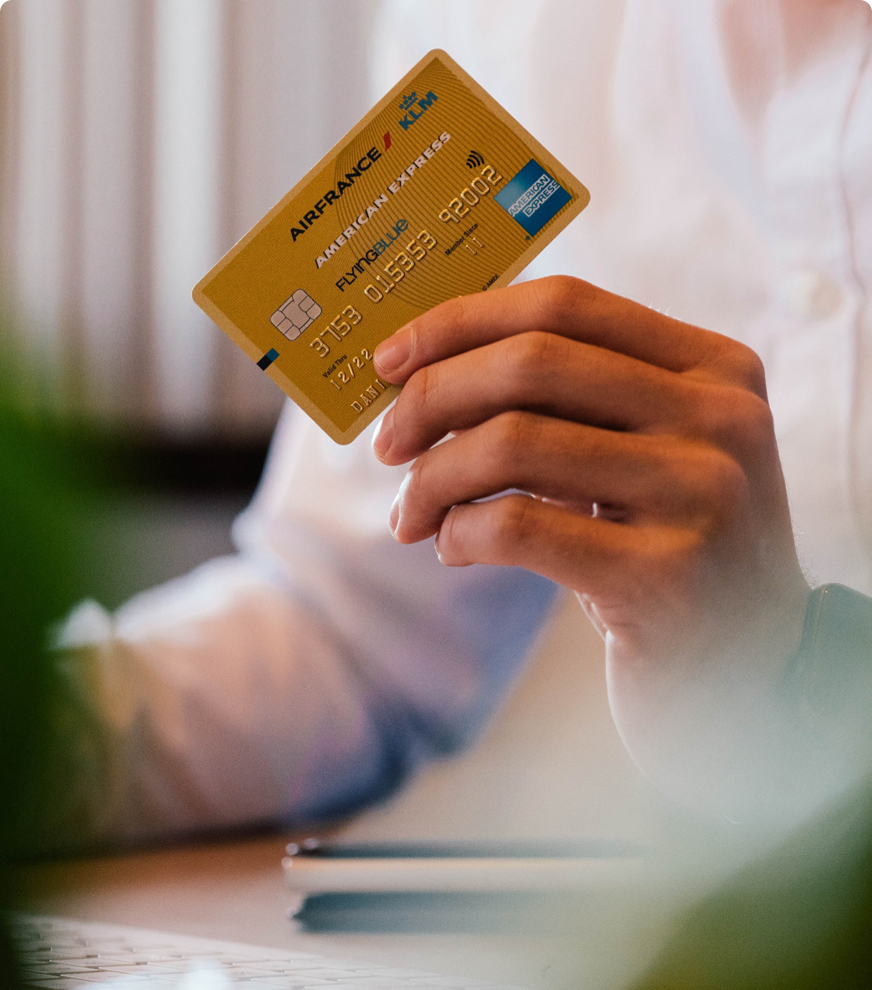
193 50 590 443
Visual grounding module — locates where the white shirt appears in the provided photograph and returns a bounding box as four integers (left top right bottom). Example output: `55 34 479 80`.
60 0 872 842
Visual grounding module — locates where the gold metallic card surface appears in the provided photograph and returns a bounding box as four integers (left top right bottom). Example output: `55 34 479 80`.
193 49 590 444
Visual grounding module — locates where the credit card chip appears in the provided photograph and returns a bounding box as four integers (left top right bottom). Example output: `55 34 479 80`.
271 289 322 340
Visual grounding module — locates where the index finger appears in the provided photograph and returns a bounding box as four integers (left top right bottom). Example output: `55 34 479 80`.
373 276 760 392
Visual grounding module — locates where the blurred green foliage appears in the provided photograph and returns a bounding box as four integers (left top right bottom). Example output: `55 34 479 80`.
0 368 98 985
632 781 872 989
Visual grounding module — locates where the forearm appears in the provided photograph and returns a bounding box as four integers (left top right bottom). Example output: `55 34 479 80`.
44 409 559 849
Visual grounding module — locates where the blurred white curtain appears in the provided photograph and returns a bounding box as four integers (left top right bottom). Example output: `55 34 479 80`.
0 0 383 436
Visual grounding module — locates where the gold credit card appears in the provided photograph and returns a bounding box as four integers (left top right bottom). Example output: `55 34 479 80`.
193 49 590 444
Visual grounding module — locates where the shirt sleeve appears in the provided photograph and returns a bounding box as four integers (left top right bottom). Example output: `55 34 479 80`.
51 407 558 847
782 584 872 776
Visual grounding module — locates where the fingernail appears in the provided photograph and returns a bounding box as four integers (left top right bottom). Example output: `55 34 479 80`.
374 326 412 378
389 494 400 537
372 407 394 461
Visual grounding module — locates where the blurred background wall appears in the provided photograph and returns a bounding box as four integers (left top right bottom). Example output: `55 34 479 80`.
0 0 383 607
1 0 382 437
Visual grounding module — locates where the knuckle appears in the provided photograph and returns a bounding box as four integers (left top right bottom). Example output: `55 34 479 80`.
664 529 709 590
487 410 538 460
485 495 537 557
437 504 463 559
719 339 768 397
534 274 594 325
739 391 775 449
445 293 471 338
401 455 430 506
640 524 707 587
693 385 775 459
682 446 750 534
506 331 560 387
478 411 539 483
702 449 750 510
404 363 438 413
726 390 776 462
660 437 751 532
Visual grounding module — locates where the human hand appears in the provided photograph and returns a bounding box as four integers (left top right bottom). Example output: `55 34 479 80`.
372 276 812 820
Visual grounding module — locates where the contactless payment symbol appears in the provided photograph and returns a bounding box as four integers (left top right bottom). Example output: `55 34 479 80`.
494 160 572 238
270 289 322 340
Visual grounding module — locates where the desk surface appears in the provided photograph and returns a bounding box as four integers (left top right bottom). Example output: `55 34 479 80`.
18 833 659 990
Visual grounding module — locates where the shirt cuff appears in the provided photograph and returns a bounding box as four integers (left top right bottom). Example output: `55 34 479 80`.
783 583 872 752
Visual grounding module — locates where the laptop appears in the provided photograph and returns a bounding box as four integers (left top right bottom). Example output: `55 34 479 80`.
13 914 529 990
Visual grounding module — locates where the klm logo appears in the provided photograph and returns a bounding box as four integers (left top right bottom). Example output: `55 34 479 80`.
398 91 438 131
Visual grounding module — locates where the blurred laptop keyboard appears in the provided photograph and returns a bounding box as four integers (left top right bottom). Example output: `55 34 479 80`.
13 915 526 990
